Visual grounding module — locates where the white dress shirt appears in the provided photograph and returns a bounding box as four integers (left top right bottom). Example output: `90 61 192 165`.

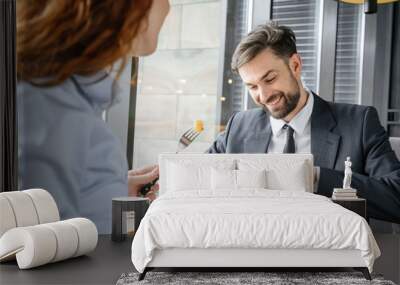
267 92 320 191
267 91 313 154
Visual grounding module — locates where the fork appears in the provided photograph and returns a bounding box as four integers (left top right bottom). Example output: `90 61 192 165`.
139 127 201 196
176 128 201 153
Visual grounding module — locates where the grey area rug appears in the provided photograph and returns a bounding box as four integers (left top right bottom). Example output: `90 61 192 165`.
116 272 396 285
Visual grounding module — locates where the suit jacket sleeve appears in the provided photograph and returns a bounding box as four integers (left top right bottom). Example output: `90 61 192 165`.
206 113 237 153
318 107 400 223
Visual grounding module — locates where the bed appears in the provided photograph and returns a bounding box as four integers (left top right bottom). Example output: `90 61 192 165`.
131 154 380 280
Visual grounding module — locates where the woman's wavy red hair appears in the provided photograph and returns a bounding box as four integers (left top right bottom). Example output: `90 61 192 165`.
17 0 153 85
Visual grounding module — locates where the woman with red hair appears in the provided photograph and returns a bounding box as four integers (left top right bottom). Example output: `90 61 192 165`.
17 0 169 233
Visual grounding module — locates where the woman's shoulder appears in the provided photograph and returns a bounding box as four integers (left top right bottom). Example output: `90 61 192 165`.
18 79 96 112
17 78 117 153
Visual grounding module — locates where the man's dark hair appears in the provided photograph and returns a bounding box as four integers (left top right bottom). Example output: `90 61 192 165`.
231 22 297 73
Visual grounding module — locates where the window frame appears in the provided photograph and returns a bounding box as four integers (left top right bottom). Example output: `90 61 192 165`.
0 0 18 192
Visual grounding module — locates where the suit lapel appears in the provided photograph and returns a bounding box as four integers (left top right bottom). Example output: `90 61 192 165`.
311 94 341 168
243 111 272 153
243 128 272 153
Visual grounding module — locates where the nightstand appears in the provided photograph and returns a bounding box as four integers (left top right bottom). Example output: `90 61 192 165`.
331 198 367 219
112 197 150 242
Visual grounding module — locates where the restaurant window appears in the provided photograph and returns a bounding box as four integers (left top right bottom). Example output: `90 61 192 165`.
333 2 363 104
131 0 249 167
271 0 322 93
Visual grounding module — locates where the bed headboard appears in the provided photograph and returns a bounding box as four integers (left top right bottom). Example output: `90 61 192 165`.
159 153 314 195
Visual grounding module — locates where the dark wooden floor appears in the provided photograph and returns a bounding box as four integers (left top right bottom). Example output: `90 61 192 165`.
0 235 133 285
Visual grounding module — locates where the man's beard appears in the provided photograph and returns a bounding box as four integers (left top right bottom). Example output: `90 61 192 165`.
262 89 300 119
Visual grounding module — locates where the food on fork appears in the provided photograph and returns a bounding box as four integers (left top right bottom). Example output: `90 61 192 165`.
194 120 204 132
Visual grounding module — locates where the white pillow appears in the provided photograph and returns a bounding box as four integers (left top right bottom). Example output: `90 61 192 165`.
236 169 267 189
266 161 308 191
211 168 236 190
211 169 267 190
237 157 312 192
167 162 208 191
167 159 235 192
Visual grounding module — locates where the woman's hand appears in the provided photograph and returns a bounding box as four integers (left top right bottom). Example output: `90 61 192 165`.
128 165 159 201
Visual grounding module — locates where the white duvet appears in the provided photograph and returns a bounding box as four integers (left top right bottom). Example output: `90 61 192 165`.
131 190 380 273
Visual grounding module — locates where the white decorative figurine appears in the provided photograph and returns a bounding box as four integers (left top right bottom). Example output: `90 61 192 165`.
343 156 352 189
332 157 358 199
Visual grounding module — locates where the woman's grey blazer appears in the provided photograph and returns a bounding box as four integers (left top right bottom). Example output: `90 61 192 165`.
18 73 128 234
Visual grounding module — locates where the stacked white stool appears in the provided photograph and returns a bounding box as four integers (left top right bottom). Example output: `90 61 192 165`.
0 189 97 269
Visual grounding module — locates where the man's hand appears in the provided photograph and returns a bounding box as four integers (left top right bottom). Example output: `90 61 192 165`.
128 165 159 201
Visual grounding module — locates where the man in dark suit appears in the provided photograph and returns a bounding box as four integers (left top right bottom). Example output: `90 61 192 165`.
207 22 400 223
